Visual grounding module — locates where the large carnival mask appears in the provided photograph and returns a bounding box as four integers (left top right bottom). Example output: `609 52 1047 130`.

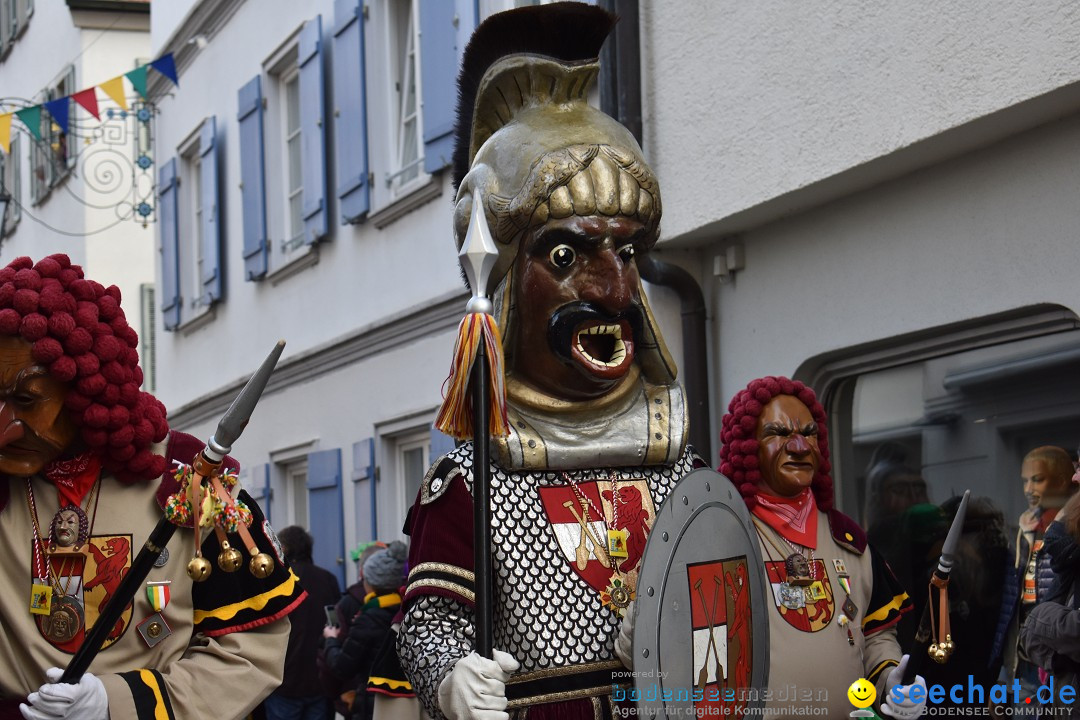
513 215 647 400
0 335 78 477
756 395 821 498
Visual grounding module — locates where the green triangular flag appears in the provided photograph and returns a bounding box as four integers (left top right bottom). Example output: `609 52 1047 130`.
124 66 149 99
15 105 42 140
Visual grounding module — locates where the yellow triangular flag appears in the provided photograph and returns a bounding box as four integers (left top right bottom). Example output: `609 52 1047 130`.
0 113 12 154
99 76 128 111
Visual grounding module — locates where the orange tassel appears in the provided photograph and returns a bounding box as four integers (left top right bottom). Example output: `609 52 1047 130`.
435 312 510 440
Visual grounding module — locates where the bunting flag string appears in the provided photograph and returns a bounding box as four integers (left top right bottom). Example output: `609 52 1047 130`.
0 51 177 155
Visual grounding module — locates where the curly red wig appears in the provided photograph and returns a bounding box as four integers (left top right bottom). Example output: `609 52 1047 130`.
718 376 834 511
0 254 168 484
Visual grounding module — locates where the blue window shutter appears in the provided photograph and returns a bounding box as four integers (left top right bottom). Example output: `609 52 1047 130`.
199 117 223 303
352 437 377 541
158 157 181 330
299 15 328 244
237 75 268 280
246 463 272 520
419 0 459 173
430 427 456 460
308 448 345 587
332 0 369 223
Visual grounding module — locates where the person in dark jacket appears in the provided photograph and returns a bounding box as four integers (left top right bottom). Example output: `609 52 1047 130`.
263 526 342 720
323 541 407 720
991 447 1076 703
1021 460 1080 719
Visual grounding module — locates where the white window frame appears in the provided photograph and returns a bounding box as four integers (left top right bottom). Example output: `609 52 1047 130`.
395 431 430 520
29 65 76 205
1 134 20 237
366 0 433 218
138 283 156 393
262 27 317 276
174 121 213 329
279 458 310 529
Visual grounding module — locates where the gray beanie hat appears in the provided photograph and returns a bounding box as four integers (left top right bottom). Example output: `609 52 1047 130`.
363 540 407 592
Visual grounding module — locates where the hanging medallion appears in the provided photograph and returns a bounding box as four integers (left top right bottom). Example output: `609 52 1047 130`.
778 582 805 610
784 552 812 586
42 595 84 644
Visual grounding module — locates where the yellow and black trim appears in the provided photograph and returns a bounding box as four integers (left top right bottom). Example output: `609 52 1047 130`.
191 491 306 636
863 544 914 636
119 669 175 720
867 658 899 685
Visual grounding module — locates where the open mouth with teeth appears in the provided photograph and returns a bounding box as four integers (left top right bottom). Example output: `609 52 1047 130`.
570 319 635 378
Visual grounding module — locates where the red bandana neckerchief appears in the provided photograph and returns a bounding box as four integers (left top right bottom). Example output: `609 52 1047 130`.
752 488 817 550
44 452 102 508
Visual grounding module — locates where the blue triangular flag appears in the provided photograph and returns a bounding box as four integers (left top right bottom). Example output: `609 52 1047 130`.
150 53 179 87
43 97 70 134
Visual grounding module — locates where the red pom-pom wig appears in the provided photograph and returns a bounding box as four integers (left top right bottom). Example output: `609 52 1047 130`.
0 254 168 484
718 376 834 511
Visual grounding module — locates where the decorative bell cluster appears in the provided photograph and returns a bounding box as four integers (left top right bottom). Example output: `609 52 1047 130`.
928 634 954 664
168 457 276 583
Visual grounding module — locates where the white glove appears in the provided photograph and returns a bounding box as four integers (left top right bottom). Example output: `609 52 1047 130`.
437 649 520 720
20 668 109 720
880 655 927 720
614 600 635 669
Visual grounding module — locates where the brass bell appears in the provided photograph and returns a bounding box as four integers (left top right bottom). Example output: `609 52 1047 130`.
217 542 243 573
939 635 955 660
928 643 948 664
249 552 275 578
187 555 212 582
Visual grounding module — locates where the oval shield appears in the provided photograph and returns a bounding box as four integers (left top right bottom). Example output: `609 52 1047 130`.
630 468 770 716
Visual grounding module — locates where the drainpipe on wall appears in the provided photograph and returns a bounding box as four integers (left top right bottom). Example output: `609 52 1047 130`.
599 0 712 459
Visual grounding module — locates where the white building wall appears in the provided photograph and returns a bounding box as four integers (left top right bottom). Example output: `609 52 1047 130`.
150 0 475 582
639 0 1080 460
0 4 153 347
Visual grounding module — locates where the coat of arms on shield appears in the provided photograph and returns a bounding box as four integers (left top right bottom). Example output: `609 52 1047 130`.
633 469 770 717
32 533 134 653
687 558 753 716
539 479 656 614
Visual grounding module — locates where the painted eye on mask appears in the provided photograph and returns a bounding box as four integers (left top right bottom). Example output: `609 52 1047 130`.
617 244 635 262
549 244 576 269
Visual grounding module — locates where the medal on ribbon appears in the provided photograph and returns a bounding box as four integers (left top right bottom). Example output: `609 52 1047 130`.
146 580 170 612
138 581 173 648
30 584 53 615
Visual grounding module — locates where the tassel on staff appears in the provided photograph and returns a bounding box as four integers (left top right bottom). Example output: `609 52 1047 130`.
435 311 509 440
435 197 510 442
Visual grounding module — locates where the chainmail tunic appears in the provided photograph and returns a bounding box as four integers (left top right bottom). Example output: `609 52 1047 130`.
399 443 704 718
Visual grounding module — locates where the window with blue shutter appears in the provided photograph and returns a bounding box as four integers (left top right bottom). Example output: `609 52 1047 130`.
299 15 328 244
308 448 345 586
352 437 377 541
199 117 223 304
418 0 464 173
430 427 456 460
158 157 181 330
246 463 272 521
238 75 268 280
333 0 370 223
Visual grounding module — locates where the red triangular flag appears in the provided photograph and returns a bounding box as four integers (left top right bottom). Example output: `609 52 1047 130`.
72 88 100 120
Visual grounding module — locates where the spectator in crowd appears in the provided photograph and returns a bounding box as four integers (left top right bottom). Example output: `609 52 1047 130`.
1021 450 1080 718
263 526 341 720
323 541 407 720
992 446 1077 698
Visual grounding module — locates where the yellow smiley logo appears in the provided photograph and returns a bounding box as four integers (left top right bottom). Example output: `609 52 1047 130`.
847 678 876 709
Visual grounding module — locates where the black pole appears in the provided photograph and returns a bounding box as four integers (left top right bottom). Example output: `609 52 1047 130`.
472 349 493 658
901 580 939 685
62 517 178 682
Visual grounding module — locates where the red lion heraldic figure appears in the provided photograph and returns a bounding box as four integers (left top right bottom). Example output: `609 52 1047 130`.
0 254 304 720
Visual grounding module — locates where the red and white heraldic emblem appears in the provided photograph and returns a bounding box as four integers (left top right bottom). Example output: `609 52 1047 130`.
687 558 754 716
539 479 656 597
